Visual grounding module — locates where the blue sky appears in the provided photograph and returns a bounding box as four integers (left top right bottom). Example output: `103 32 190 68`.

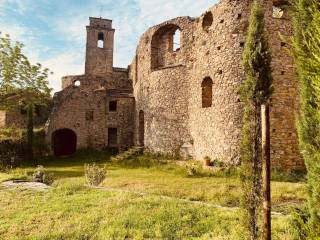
0 0 218 93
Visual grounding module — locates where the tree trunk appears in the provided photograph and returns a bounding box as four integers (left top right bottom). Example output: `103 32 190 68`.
262 104 271 240
250 103 262 240
26 102 34 164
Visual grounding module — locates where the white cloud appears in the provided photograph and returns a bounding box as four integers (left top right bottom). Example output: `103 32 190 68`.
41 51 84 93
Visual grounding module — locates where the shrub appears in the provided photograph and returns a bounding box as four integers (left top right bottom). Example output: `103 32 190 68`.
84 163 107 186
32 165 54 185
211 159 225 168
185 161 202 177
0 139 25 168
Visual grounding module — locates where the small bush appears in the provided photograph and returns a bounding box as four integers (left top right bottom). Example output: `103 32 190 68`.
84 163 107 186
211 159 225 168
32 165 54 185
0 139 25 168
185 161 202 177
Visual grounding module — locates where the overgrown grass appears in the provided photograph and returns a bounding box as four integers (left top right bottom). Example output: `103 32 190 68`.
0 151 306 239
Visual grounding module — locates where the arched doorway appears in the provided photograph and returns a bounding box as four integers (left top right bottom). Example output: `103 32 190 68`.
52 129 77 156
139 110 145 146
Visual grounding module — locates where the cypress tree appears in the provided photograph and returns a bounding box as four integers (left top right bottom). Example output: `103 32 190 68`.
240 1 272 239
292 0 320 237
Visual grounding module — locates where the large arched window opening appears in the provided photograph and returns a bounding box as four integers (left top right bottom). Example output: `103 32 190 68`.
151 24 182 70
201 77 213 108
138 110 145 146
52 129 77 156
97 32 104 48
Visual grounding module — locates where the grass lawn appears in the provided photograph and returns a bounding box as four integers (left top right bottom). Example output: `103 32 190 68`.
0 151 306 239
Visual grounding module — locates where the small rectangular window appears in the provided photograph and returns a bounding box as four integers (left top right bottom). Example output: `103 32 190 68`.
109 101 117 112
86 111 94 121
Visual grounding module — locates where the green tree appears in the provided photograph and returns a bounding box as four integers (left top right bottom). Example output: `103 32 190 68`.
240 1 273 239
292 0 320 238
0 33 51 163
0 33 24 105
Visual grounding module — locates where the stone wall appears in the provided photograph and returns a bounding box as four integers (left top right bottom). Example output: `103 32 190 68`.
130 17 194 154
188 0 250 164
262 0 303 169
129 0 304 169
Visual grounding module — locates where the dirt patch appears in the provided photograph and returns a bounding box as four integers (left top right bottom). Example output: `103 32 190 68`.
1 180 51 191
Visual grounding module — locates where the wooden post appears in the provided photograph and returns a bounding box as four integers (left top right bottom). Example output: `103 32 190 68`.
262 104 271 240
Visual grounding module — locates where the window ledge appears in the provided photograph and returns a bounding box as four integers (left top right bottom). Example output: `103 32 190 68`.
152 64 184 72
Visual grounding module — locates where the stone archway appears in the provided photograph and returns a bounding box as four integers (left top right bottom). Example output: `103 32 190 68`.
52 129 77 156
139 110 145 146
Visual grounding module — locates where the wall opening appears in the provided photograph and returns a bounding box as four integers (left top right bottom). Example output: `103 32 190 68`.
202 77 213 108
151 24 181 70
97 32 104 48
173 29 181 52
139 110 145 146
109 101 117 112
20 107 27 115
202 11 213 30
52 129 77 156
86 110 94 121
108 128 118 147
74 80 81 87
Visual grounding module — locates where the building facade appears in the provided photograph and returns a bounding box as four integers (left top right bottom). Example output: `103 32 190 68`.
46 0 304 169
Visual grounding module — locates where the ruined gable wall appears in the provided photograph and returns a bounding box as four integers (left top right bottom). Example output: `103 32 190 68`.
47 76 107 150
47 69 133 151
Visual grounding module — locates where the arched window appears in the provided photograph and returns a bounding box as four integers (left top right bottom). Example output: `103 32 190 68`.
202 11 213 30
97 32 104 48
173 29 181 52
201 77 213 108
151 24 181 70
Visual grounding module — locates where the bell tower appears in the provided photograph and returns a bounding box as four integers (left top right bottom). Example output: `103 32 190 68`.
85 17 115 76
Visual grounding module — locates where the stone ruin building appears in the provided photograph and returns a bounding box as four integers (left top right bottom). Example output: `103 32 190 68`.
0 101 50 129
46 0 304 170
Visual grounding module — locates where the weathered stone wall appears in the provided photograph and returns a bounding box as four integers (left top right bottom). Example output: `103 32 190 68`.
130 17 194 154
188 0 250 164
106 94 135 149
262 0 303 169
47 77 107 150
5 109 27 128
130 0 303 169
62 75 84 89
